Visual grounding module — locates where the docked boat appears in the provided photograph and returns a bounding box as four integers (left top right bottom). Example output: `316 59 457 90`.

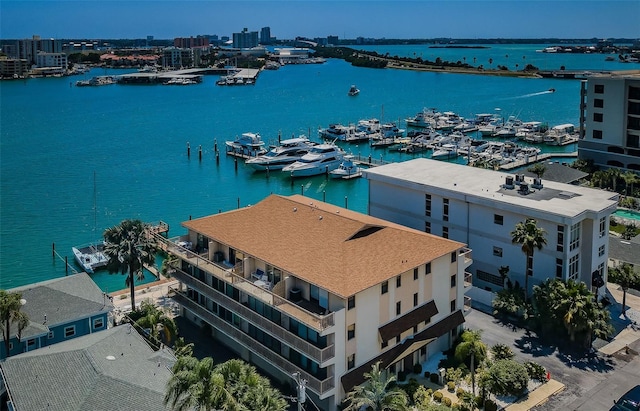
245 136 315 171
405 108 439 129
72 242 108 274
319 124 367 142
282 143 345 177
226 132 267 156
431 143 459 160
543 124 578 146
348 85 360 96
330 155 362 179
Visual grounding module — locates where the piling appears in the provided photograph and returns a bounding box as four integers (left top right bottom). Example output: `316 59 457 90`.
65 256 68 276
301 185 304 196
237 197 240 209
323 191 326 202
198 145 202 161
266 166 269 179
52 242 55 258
216 152 219 164
214 139 218 153
234 157 238 171
345 196 348 209
187 142 191 158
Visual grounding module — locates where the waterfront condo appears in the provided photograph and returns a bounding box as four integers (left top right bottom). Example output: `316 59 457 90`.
161 194 472 410
364 158 619 303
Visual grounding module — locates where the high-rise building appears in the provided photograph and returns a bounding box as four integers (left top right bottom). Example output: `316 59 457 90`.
232 28 258 49
578 74 640 172
260 27 271 45
7 35 63 65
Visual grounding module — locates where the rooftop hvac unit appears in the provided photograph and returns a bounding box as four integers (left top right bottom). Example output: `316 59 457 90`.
504 176 515 189
519 182 530 195
532 178 543 189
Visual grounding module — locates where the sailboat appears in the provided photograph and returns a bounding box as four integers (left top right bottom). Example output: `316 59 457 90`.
71 172 108 274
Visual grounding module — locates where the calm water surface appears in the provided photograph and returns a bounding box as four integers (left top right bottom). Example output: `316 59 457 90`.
1 44 623 291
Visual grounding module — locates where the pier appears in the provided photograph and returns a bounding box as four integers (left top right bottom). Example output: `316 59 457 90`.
116 68 228 85
498 151 577 170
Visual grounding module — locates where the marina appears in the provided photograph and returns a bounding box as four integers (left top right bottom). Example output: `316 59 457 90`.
2 44 620 292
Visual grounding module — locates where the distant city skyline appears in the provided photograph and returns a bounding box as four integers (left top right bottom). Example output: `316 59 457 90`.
1 1 639 41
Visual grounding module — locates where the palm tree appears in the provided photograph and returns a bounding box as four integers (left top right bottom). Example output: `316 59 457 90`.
344 361 409 411
528 163 547 178
511 218 547 300
607 168 621 191
134 300 177 346
160 254 180 278
610 263 640 316
499 265 511 289
621 171 639 196
590 170 609 188
454 330 487 395
165 356 230 411
0 290 30 358
103 219 158 311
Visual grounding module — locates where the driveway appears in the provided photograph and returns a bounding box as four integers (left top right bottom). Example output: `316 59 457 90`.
463 309 631 410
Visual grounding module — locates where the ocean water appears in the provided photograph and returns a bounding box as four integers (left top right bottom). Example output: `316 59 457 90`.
0 45 621 292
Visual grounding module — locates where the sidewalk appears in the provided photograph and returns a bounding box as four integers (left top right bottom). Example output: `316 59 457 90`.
505 379 565 411
597 282 640 357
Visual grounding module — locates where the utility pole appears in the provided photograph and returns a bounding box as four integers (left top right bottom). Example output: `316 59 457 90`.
293 372 307 411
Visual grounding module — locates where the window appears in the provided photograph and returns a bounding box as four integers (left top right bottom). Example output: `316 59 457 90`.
348 324 355 340
593 112 603 122
396 301 401 315
347 296 355 310
569 254 580 281
396 335 401 344
493 246 503 257
443 198 450 222
450 299 456 313
425 221 431 234
8 342 13 351
347 354 355 370
93 317 104 330
594 84 604 93
599 217 606 237
594 98 604 108
425 194 432 217
64 326 76 338
557 225 565 252
381 340 388 349
413 325 418 334
598 244 605 257
593 130 603 139
556 258 563 278
477 269 503 286
27 339 36 348
450 274 457 288
396 275 402 288
442 226 449 239
414 268 419 280
413 293 419 307
425 263 431 275
48 331 54 339
570 223 581 251
381 281 388 294
494 214 504 225
451 252 457 263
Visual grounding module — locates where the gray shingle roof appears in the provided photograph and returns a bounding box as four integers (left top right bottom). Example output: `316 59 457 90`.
0 325 175 411
609 235 640 266
8 273 113 339
520 162 589 184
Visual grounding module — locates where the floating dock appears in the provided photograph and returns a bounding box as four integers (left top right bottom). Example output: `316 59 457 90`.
498 152 578 170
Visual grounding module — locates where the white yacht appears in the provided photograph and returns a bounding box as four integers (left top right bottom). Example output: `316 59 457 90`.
330 155 362 179
405 108 439 129
245 136 315 171
72 242 108 274
225 132 267 156
282 144 345 177
348 85 360 96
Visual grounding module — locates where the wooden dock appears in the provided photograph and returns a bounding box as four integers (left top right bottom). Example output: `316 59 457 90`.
498 151 577 170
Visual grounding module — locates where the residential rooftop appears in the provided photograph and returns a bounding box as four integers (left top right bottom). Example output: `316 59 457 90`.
364 158 619 219
183 194 464 298
0 325 175 411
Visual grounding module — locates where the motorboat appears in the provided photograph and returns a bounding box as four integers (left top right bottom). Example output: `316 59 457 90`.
72 242 108 274
405 108 439 129
245 136 315 171
225 132 267 156
330 155 362 179
431 143 459 160
282 143 345 177
318 124 367 142
348 85 360 96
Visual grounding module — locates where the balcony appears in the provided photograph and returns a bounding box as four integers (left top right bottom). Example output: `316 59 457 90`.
459 247 473 268
464 272 473 289
173 291 335 395
171 270 335 364
156 235 335 332
463 296 472 315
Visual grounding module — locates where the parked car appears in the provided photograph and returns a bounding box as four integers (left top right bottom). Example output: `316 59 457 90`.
612 385 640 411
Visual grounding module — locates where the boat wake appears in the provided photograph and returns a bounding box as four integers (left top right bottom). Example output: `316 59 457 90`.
503 90 555 100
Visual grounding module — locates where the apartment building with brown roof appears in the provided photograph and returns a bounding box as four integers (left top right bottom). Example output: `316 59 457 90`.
162 194 472 410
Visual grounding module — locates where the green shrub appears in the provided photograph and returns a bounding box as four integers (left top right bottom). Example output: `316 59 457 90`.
412 385 432 408
491 343 515 360
456 387 465 398
447 381 456 391
443 397 452 406
401 378 420 401
397 371 407 382
484 359 529 397
433 391 444 402
484 399 498 411
525 361 547 382
413 363 423 374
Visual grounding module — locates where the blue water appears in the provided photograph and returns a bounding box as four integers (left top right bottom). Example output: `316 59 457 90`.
614 209 640 221
0 44 618 292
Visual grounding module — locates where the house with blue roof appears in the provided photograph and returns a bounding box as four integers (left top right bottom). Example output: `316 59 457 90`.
0 273 113 359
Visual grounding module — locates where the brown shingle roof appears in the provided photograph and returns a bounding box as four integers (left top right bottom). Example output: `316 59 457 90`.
341 310 465 392
378 300 438 342
183 194 463 298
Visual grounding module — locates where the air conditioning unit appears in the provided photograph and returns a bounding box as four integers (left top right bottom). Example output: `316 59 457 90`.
504 176 515 189
519 182 530 195
532 178 543 189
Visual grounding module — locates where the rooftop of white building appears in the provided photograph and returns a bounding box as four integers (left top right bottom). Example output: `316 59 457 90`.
364 158 619 219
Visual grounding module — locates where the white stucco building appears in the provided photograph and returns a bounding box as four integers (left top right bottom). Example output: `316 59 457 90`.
162 194 472 410
364 158 619 298
578 72 640 172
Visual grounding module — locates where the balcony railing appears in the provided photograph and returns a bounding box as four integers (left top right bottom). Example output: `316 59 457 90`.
459 247 473 267
173 292 335 395
464 295 472 314
464 272 473 289
172 270 335 364
156 235 335 331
